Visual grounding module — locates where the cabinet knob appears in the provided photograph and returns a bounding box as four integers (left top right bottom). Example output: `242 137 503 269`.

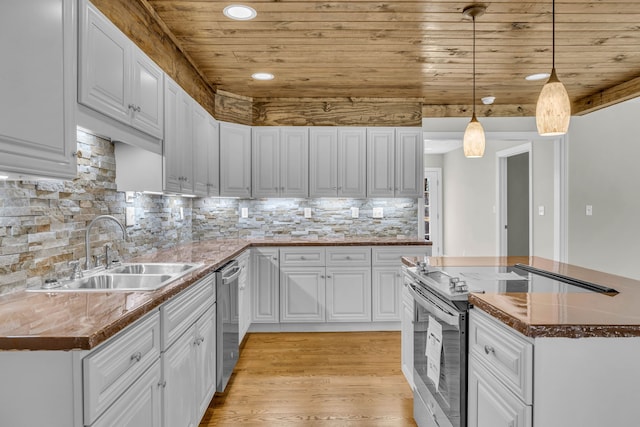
158 380 167 388
484 345 495 355
273 257 278 261
300 256 306 260
346 256 351 260
320 275 325 279
130 351 142 362
327 275 332 279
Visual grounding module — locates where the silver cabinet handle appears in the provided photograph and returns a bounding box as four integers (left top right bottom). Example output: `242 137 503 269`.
158 380 167 388
130 351 142 362
320 275 325 279
484 345 495 355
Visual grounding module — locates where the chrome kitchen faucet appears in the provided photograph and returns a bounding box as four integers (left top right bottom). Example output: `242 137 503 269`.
85 215 127 270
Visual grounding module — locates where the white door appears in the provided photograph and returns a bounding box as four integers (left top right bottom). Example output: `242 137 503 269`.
326 267 371 322
163 328 197 427
366 128 395 197
93 362 162 427
309 127 338 197
252 127 280 197
372 267 402 322
79 1 131 125
280 267 326 323
395 128 424 197
338 128 367 197
251 248 280 323
195 305 217 422
420 168 442 255
131 48 163 138
280 127 309 197
220 123 252 198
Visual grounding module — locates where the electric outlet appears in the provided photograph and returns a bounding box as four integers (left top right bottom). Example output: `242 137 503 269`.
538 205 545 216
304 208 312 218
179 207 184 220
372 207 384 218
351 207 359 218
241 207 249 218
586 205 593 216
125 207 135 226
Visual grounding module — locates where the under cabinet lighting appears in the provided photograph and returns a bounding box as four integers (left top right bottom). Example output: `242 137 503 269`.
252 72 274 81
223 5 257 21
0 175 8 180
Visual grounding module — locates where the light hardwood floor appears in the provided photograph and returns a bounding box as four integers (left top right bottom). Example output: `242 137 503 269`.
200 331 416 426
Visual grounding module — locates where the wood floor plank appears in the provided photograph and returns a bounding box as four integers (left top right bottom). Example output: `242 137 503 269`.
199 331 416 426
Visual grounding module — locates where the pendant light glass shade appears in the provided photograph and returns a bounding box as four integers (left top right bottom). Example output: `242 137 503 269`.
536 0 571 136
463 113 486 158
536 68 571 135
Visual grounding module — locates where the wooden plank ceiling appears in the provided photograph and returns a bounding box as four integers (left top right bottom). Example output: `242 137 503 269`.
143 0 640 116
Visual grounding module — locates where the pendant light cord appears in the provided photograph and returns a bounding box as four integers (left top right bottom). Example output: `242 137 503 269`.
552 0 555 69
472 15 476 116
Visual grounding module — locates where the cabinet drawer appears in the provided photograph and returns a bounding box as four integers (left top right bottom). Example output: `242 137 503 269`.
372 246 430 266
469 309 533 404
161 274 215 350
83 310 161 425
326 247 371 267
279 247 326 267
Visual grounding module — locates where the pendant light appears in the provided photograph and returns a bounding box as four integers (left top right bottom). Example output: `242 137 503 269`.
462 5 486 158
536 0 571 136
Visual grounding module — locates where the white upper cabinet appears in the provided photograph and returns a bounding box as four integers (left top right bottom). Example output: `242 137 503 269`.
79 0 163 140
367 127 423 198
193 104 219 197
338 128 367 197
366 128 395 197
309 128 338 197
164 77 194 194
252 127 309 198
395 128 423 197
220 122 252 198
0 0 77 180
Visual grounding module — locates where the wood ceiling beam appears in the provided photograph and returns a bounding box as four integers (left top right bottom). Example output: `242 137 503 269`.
422 104 536 118
572 75 640 116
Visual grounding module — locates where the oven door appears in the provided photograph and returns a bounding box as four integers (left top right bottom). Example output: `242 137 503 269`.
409 282 467 427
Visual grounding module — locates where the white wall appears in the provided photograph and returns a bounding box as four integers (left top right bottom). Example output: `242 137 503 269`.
423 117 556 257
568 98 640 279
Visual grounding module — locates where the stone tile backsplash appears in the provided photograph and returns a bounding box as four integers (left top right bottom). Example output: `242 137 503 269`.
0 130 418 294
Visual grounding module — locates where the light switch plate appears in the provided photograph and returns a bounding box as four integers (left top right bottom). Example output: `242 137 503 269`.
538 205 545 216
586 205 593 216
125 207 135 226
241 207 249 218
304 208 312 218
351 207 359 218
372 207 384 218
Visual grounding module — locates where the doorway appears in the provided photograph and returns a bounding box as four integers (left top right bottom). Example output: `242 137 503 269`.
419 168 442 256
497 143 532 257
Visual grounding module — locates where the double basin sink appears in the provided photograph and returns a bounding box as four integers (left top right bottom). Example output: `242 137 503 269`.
31 263 203 292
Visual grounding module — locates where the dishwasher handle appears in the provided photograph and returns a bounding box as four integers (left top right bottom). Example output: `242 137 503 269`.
220 261 241 285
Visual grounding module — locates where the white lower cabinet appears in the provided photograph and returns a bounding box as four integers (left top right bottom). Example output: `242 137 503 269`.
91 360 162 427
400 272 414 388
372 266 403 321
162 324 197 427
238 250 252 342
280 267 326 323
251 247 280 323
326 267 371 322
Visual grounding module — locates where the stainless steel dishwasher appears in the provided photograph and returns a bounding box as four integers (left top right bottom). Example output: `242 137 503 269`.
216 260 241 392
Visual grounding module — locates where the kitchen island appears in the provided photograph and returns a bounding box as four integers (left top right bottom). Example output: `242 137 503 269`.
402 256 640 427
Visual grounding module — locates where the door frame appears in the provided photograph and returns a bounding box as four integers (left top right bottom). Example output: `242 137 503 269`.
496 143 532 257
418 168 443 255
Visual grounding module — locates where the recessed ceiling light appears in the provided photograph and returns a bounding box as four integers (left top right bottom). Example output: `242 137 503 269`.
481 96 496 105
223 5 257 21
252 72 274 81
526 73 551 81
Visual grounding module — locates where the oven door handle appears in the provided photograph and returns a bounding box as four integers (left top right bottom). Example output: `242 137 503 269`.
408 283 461 327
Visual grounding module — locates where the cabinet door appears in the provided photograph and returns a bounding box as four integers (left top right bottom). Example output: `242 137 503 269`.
252 127 280 197
309 128 338 197
401 282 414 387
177 91 194 193
79 0 131 125
326 267 371 322
193 103 210 197
207 118 220 196
238 251 251 341
281 127 309 197
395 128 423 197
162 326 197 427
0 0 77 179
131 48 164 138
220 122 252 198
338 128 367 197
195 305 217 423
251 248 280 323
468 354 532 427
367 128 395 197
92 361 161 427
280 267 326 323
372 267 403 322
164 78 182 193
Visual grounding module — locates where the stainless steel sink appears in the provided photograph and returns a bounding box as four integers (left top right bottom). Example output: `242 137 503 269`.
28 262 203 292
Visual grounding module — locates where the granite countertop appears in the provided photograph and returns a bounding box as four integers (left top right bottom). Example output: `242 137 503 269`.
0 237 429 351
402 256 640 339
